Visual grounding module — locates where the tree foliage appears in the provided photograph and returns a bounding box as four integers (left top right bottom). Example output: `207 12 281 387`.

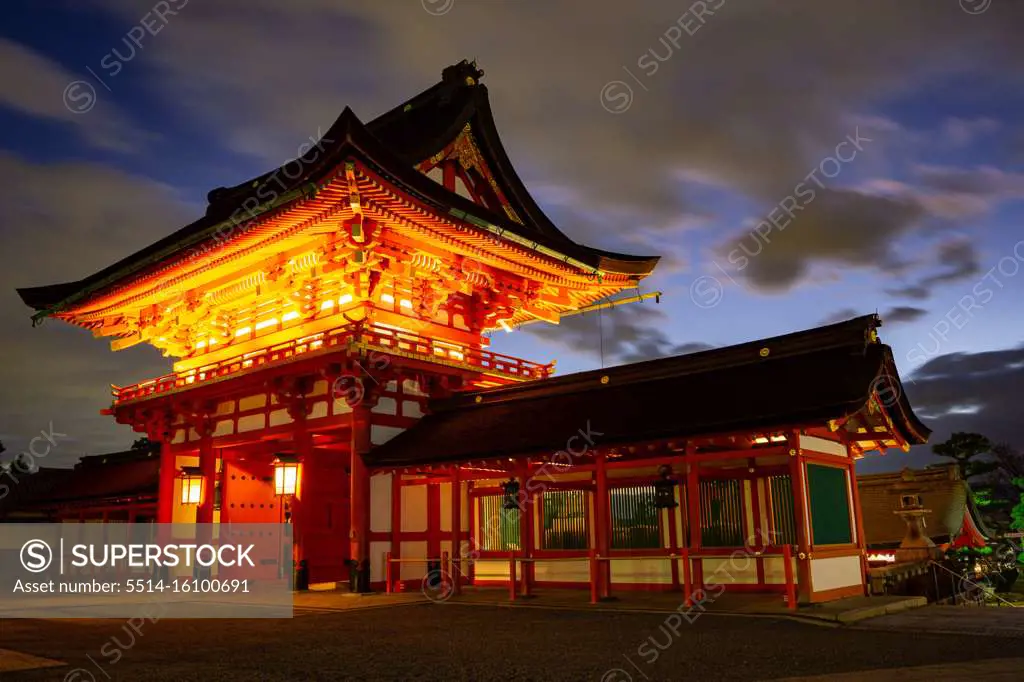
932 432 996 480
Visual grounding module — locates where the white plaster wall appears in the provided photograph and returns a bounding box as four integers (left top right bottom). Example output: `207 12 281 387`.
308 401 328 420
269 409 292 427
475 559 510 581
611 559 672 584
701 556 759 585
800 435 847 457
401 484 428 533
370 473 392 533
239 394 267 411
371 425 404 446
810 555 862 592
534 559 590 583
237 414 266 432
440 482 452 533
762 556 794 584
399 541 428 581
369 540 390 582
372 397 398 415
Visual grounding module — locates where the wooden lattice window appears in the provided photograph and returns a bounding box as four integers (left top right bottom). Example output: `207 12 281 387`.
541 490 589 550
700 479 744 547
610 485 662 549
479 494 520 551
768 475 798 546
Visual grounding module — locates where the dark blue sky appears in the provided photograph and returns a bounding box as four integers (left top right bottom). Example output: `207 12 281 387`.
1 0 1023 471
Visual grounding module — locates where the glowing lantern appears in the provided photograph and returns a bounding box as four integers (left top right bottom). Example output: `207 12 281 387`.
500 478 520 510
273 455 301 496
653 465 678 509
179 466 204 505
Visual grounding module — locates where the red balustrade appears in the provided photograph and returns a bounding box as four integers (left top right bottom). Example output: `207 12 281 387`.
111 322 553 404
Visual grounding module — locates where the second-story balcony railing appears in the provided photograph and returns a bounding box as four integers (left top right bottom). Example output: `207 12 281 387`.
110 321 554 405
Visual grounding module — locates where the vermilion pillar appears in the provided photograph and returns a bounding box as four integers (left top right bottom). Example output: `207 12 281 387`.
847 456 869 595
390 471 402 591
293 419 312 570
685 444 703 592
350 405 372 591
157 439 176 524
594 452 610 598
196 435 216 524
518 461 536 594
451 465 462 594
788 431 811 604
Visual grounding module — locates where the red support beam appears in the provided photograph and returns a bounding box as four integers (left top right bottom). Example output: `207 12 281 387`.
517 459 534 596
292 419 312 573
196 435 216 525
350 405 372 591
451 465 463 595
681 547 692 606
685 443 703 590
391 471 402 592
594 452 610 599
783 544 797 610
508 551 517 601
157 439 176 524
788 430 811 605
846 458 869 595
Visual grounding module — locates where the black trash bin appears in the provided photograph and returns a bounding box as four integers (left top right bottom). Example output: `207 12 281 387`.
295 559 309 591
425 559 442 589
347 559 371 593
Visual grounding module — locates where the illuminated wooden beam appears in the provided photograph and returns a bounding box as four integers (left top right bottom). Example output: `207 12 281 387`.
522 303 560 324
111 333 143 351
510 291 662 329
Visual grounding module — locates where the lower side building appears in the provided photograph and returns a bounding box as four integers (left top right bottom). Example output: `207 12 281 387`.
1 315 928 605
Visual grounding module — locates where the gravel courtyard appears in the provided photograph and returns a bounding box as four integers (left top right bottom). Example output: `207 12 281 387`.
2 602 1023 681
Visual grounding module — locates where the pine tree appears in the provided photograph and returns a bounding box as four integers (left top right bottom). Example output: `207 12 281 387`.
931 432 996 480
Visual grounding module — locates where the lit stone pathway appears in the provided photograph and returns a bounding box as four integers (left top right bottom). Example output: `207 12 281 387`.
0 649 64 673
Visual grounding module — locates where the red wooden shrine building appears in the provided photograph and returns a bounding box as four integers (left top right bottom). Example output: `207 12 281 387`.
17 60 929 604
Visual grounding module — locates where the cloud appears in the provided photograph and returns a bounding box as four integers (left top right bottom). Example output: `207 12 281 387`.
715 188 926 291
913 165 1024 219
908 346 1024 448
860 344 1024 472
942 117 1000 148
0 152 196 465
0 39 151 153
821 309 861 325
84 0 1024 258
883 306 928 325
525 302 706 364
885 239 981 301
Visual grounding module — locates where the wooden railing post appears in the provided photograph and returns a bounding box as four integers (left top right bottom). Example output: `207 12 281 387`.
385 551 392 594
682 548 692 607
508 551 517 602
589 549 599 604
783 544 797 610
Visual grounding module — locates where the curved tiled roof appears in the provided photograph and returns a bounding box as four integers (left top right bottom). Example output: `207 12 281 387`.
369 314 930 468
857 464 993 548
18 60 657 318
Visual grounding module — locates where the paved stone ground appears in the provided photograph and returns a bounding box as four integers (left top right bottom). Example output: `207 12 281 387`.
2 602 1023 681
856 604 1024 637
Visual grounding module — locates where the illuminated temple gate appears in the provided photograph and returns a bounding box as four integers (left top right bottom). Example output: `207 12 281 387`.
17 61 929 603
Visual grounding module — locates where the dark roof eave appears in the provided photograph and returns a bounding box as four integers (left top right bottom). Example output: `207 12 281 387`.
18 69 660 315
367 315 935 468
